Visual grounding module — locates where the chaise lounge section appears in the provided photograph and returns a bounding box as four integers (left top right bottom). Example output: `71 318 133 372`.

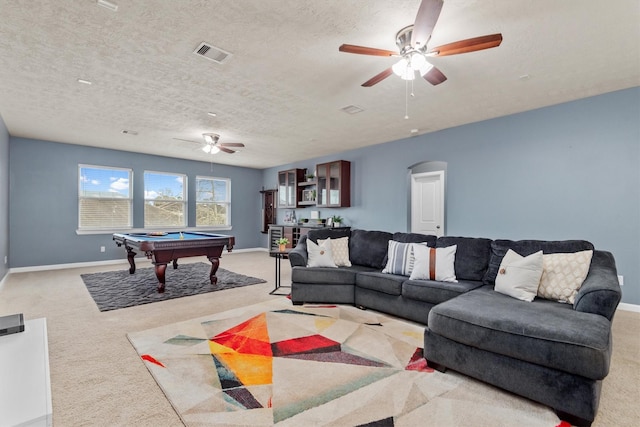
288 228 621 426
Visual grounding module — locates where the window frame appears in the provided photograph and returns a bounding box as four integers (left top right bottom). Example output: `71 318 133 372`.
143 170 188 229
78 164 133 231
195 175 231 228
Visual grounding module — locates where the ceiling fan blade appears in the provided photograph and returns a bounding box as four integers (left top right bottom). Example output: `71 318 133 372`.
423 66 447 85
339 44 397 57
219 146 236 154
361 68 394 87
411 0 444 48
172 137 200 144
428 33 503 56
220 142 245 148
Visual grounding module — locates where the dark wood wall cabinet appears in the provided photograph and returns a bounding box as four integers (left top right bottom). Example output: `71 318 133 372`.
316 160 350 207
260 189 277 233
278 169 305 208
276 160 350 209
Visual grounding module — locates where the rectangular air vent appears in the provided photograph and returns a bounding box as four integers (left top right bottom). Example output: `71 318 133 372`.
193 42 232 64
340 105 365 115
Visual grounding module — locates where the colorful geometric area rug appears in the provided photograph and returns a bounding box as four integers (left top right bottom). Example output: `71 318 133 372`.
127 298 562 426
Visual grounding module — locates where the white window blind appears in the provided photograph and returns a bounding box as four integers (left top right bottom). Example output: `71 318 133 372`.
196 176 230 227
78 165 132 229
144 171 187 227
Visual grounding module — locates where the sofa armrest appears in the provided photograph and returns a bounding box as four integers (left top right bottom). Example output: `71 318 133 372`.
288 235 308 267
573 250 621 321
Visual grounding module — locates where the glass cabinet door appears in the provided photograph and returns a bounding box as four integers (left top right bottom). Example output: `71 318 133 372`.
316 165 327 206
277 169 304 208
329 162 340 206
278 172 288 207
286 171 295 206
315 160 350 208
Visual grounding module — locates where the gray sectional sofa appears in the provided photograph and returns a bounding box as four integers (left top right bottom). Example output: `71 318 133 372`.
288 228 621 427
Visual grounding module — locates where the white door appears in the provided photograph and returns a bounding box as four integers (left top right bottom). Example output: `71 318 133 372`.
411 171 444 237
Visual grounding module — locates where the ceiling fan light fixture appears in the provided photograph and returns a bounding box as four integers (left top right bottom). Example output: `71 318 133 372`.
410 52 427 70
392 58 415 80
209 145 221 154
202 144 211 153
203 133 218 144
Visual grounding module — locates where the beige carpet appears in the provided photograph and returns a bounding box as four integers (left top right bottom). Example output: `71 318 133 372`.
0 251 638 426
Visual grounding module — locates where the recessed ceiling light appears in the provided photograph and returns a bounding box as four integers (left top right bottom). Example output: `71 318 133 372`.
77 79 92 85
97 0 118 12
518 74 531 81
207 112 217 117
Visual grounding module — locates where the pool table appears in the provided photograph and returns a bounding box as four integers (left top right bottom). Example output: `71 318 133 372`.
113 231 235 292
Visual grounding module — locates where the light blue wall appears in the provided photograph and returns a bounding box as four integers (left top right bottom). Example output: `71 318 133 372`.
262 87 640 305
0 115 9 281
9 139 263 268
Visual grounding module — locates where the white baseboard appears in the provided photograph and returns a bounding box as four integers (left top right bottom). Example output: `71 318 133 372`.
617 302 640 313
6 247 267 274
0 271 8 292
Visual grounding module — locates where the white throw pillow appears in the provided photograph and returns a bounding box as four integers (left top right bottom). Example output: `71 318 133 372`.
494 249 543 302
410 244 457 282
318 236 352 267
306 239 337 268
537 250 593 304
382 240 415 276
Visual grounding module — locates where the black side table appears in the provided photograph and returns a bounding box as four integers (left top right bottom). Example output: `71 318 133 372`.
269 249 292 295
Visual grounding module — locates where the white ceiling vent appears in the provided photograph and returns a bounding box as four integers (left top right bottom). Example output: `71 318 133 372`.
340 105 365 115
193 42 232 64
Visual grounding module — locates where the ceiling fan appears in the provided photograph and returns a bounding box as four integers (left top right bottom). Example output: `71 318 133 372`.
339 0 503 87
174 133 245 154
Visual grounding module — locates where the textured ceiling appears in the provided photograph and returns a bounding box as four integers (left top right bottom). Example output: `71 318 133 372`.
0 0 638 169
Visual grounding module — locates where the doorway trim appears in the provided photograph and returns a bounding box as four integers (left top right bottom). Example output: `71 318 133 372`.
407 161 447 235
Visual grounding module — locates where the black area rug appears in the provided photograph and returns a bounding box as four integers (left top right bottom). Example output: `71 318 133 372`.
81 262 267 312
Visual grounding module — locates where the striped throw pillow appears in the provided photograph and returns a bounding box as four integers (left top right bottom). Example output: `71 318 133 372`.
382 241 416 276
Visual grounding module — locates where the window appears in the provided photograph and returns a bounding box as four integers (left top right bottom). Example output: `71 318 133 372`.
196 176 230 227
144 171 187 227
78 165 132 229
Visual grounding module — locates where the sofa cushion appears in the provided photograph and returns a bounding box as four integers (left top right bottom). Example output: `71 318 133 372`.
349 229 393 269
538 250 593 304
403 279 484 305
427 286 612 380
494 249 543 302
307 227 351 244
484 239 595 285
436 236 492 282
392 232 437 245
292 266 360 285
356 271 405 296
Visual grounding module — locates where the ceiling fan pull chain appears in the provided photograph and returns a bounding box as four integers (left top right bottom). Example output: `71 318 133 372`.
405 78 410 119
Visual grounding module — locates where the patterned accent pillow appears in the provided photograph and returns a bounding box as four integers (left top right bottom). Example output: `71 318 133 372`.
494 249 543 302
306 239 337 268
382 241 415 275
318 237 352 267
537 250 593 304
409 245 458 283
